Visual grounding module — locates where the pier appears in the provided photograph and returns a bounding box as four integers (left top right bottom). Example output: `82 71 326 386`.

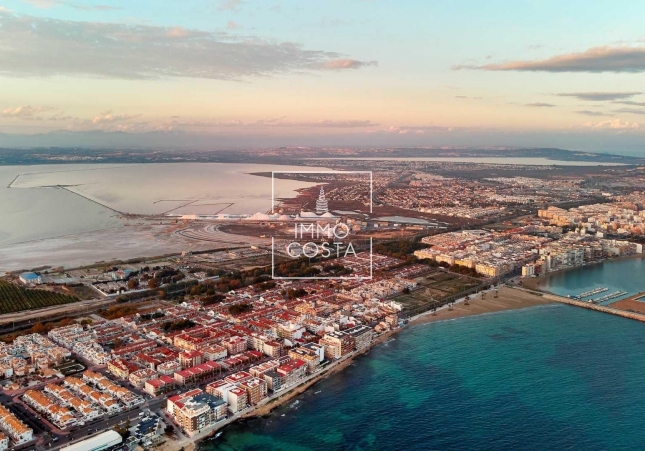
578 287 608 298
515 287 645 323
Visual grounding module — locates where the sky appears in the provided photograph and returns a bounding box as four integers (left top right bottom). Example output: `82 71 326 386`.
1 0 645 152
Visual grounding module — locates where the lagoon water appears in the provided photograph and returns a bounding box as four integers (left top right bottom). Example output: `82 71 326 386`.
305 157 627 166
0 163 324 247
204 304 645 451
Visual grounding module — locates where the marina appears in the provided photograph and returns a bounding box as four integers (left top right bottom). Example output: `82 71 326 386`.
591 291 628 304
578 287 608 298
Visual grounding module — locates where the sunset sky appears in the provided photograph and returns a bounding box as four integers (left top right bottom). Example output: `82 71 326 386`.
2 0 645 151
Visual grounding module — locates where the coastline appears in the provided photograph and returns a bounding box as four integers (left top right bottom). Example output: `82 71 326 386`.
408 286 554 326
181 286 551 450
520 253 645 291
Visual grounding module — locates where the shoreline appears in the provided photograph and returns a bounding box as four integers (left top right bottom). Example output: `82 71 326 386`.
520 253 645 291
186 286 551 450
408 286 555 326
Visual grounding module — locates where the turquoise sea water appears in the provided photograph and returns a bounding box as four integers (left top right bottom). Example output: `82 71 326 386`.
202 304 645 451
538 257 645 304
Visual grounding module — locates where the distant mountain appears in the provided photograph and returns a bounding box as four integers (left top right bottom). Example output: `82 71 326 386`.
0 130 201 149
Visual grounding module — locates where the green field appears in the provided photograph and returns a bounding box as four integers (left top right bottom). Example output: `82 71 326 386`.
0 280 79 314
394 271 482 312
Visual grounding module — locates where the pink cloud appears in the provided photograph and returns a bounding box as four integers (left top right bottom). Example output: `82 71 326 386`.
320 59 377 70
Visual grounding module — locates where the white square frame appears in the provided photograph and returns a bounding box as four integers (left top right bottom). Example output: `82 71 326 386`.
271 170 373 280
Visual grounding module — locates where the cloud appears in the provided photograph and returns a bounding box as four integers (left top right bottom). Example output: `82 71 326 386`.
382 125 455 135
277 120 378 128
453 46 645 73
226 20 241 30
614 108 645 115
0 11 374 80
68 3 121 10
89 111 140 125
166 117 378 128
21 0 58 7
165 26 190 38
582 118 640 130
524 102 556 108
218 0 242 11
615 100 645 107
576 110 608 117
557 92 641 101
1 105 56 118
0 6 12 12
319 59 377 70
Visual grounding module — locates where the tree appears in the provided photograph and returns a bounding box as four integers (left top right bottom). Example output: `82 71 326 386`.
148 279 160 289
228 303 253 315
127 279 139 290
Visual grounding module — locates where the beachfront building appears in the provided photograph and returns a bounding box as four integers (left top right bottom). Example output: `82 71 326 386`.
276 359 307 388
319 331 354 360
345 325 374 351
288 347 321 373
167 389 227 436
239 377 268 405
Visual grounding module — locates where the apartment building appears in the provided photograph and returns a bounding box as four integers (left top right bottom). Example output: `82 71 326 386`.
239 377 268 405
129 368 159 388
222 336 247 355
179 350 204 369
319 331 354 359
288 347 320 373
203 345 227 361
345 325 374 351
167 390 227 436
276 359 307 388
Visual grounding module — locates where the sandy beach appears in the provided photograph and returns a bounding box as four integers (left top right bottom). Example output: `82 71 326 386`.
409 286 555 326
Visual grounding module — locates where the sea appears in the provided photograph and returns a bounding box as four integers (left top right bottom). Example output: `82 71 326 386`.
203 305 645 451
203 258 645 451
539 257 645 304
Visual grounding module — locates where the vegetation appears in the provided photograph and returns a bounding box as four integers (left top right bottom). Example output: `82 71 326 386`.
0 280 78 314
99 305 140 319
322 263 353 276
114 419 131 440
201 293 226 306
374 240 427 260
283 288 309 300
161 318 196 331
448 264 480 277
139 311 165 320
228 303 253 315
274 259 321 278
1 317 77 343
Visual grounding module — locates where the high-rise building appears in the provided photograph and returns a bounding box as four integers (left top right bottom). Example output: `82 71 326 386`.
167 389 227 436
